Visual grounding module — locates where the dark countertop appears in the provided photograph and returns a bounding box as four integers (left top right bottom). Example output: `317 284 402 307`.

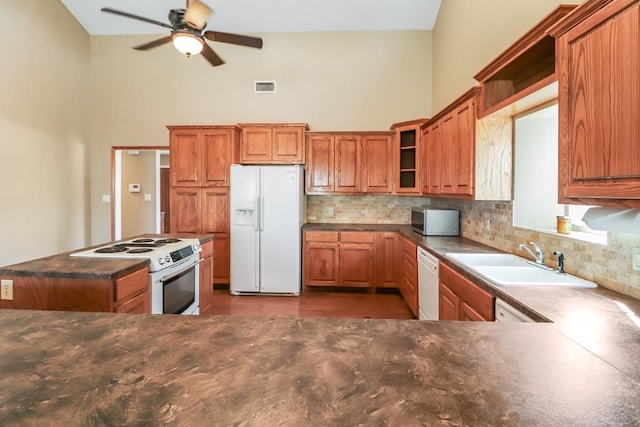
304 223 640 383
1 309 638 426
0 234 214 280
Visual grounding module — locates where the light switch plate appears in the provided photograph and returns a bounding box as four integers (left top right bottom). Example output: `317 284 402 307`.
633 248 640 272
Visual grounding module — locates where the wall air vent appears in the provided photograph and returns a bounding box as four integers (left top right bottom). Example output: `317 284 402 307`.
254 81 276 94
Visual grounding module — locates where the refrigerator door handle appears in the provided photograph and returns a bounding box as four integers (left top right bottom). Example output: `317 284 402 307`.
254 197 260 232
260 194 265 232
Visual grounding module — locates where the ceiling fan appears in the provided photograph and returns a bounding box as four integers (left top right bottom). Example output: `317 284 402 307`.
101 0 263 66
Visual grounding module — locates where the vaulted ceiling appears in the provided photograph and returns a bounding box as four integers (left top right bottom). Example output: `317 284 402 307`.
60 0 442 35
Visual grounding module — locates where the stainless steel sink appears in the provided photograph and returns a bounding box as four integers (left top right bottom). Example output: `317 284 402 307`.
445 253 597 288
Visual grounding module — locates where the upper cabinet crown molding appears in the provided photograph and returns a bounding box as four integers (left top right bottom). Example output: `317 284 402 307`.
473 5 577 118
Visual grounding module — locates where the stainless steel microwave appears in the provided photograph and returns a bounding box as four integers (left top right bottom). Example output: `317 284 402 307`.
411 208 460 236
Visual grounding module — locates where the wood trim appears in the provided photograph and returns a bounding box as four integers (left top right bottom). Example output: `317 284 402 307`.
306 131 393 136
423 87 481 128
237 123 310 130
166 125 240 131
110 146 169 241
478 74 557 118
474 5 578 81
548 0 621 36
390 118 430 131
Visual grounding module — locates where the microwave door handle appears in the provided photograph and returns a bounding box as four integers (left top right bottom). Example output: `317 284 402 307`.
159 259 203 283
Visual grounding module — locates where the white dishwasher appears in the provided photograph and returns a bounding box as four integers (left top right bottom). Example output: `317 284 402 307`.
495 298 535 322
417 247 439 320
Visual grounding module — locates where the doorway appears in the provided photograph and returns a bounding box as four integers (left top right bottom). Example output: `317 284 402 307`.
111 146 170 240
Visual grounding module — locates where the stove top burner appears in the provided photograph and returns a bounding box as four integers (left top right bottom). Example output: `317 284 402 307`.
131 238 155 243
127 248 154 254
95 245 129 254
155 238 182 244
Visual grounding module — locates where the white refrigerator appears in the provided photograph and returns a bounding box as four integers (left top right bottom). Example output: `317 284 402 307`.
230 164 306 295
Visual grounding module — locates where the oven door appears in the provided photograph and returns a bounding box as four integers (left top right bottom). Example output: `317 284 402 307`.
150 259 200 315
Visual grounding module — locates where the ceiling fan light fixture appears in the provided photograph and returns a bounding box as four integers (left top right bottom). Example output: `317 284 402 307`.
172 32 204 57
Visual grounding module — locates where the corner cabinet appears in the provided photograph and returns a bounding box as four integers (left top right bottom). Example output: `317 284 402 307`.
420 88 511 201
390 119 429 194
168 125 238 284
238 123 309 164
551 0 640 207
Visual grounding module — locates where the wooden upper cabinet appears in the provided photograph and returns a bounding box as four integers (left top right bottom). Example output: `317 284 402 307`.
453 97 475 196
170 131 201 187
335 135 362 193
362 134 393 193
272 126 306 163
238 123 309 164
390 119 429 194
550 0 640 207
306 134 335 193
420 88 479 199
305 132 393 194
168 125 239 187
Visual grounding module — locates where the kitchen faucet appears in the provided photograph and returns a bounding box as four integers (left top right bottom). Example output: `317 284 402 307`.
553 251 565 274
518 241 544 265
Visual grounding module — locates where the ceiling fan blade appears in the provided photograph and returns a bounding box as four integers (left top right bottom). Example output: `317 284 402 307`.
204 31 263 49
101 8 173 30
201 42 225 66
184 0 211 31
133 36 174 51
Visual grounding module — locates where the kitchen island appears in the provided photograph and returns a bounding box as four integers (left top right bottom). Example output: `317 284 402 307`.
1 309 639 426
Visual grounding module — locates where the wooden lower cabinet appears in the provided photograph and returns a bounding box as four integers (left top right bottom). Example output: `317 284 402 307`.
304 232 340 286
303 231 376 290
199 240 214 315
439 263 494 321
374 232 399 288
0 267 150 314
339 232 374 287
399 238 418 317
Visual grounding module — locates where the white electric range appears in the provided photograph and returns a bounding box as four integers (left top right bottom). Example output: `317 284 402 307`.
71 237 202 315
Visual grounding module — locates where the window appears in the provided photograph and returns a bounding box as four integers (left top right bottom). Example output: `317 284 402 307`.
512 102 606 244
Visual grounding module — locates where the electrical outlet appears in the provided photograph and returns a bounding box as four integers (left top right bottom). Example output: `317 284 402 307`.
327 207 334 217
633 248 640 272
1 280 13 301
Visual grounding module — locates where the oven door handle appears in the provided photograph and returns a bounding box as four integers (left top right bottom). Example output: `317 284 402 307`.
159 259 203 283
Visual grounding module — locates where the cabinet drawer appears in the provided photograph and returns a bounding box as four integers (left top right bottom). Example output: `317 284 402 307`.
440 263 493 321
305 231 339 242
201 240 213 258
340 232 375 243
115 267 149 305
402 238 417 256
115 291 149 314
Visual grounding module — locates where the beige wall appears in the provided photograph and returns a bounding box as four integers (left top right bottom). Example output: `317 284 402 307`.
89 31 433 244
0 1 90 266
120 151 158 240
431 0 580 112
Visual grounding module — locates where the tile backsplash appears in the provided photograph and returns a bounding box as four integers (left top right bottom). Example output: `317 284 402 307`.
306 195 640 299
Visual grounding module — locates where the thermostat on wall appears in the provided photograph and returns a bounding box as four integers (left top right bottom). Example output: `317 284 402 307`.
128 183 141 193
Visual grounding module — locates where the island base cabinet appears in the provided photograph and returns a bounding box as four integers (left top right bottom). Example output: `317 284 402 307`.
439 263 494 321
0 267 150 314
